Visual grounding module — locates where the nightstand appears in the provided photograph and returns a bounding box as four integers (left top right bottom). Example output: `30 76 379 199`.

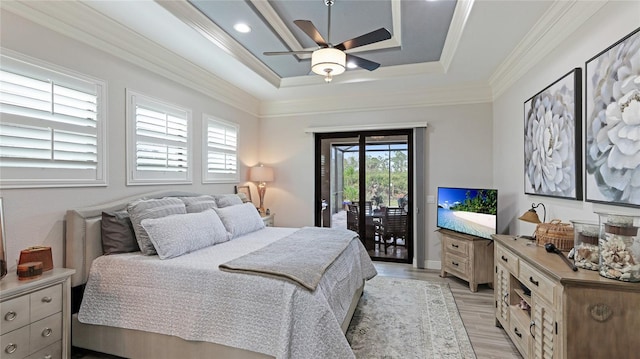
438 228 493 292
261 213 275 227
1 268 75 359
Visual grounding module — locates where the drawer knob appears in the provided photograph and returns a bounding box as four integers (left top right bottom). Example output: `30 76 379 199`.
42 327 53 337
503 292 509 305
41 296 53 303
4 311 16 321
451 244 459 248
501 255 508 262
5 343 17 354
529 276 539 286
451 261 459 266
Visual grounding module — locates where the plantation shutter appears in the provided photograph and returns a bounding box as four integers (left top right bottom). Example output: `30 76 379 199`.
127 90 192 185
0 52 106 188
203 116 239 183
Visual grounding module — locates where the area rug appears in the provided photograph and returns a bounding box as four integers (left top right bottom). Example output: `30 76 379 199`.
346 276 477 359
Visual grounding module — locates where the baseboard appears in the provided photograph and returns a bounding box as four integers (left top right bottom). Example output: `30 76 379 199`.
424 260 441 270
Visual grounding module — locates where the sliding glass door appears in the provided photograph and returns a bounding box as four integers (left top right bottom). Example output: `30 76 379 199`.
315 130 413 263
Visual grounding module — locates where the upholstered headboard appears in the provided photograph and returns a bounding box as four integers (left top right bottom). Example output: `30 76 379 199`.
64 190 205 287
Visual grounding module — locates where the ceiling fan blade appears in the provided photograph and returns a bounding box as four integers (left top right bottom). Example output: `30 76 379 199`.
294 20 328 47
346 54 380 71
334 28 391 51
263 51 314 56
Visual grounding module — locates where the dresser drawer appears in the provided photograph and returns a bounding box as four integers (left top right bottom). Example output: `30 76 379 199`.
496 245 519 276
508 307 531 358
30 312 61 353
519 261 555 304
0 325 30 359
30 284 62 323
28 340 61 359
444 252 469 277
443 235 469 256
1 295 30 335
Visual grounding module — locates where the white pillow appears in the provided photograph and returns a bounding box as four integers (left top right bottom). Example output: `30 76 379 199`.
214 202 265 239
179 195 218 213
128 197 187 255
141 209 229 259
214 194 243 208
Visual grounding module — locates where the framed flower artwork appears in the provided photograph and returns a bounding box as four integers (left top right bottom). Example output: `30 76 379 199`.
585 27 640 208
524 68 582 200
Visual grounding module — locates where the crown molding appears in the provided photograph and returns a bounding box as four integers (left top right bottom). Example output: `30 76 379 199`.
260 83 493 118
157 0 281 88
1 0 261 117
305 121 428 134
489 0 607 98
440 0 475 73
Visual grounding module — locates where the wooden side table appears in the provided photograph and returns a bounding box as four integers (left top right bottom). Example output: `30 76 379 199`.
438 228 494 292
261 213 275 227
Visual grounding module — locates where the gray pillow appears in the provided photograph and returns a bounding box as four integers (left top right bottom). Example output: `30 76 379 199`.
101 211 140 254
214 194 243 208
128 197 187 255
179 195 218 213
214 202 265 239
141 209 228 259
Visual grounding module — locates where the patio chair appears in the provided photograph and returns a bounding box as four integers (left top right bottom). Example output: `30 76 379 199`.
376 207 408 254
346 204 359 232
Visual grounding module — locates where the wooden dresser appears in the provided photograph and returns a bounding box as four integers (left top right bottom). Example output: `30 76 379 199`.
493 235 639 358
439 229 494 292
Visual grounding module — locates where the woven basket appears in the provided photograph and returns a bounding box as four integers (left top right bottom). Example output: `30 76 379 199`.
535 219 574 251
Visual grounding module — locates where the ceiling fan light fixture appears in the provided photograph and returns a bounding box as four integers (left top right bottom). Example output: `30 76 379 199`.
311 48 346 80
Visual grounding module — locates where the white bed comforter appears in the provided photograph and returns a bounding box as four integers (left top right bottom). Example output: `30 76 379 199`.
78 227 377 358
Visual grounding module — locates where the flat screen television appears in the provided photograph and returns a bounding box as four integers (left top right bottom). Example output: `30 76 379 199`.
437 187 498 240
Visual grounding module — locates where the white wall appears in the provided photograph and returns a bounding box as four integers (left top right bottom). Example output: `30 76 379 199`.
0 12 261 270
259 102 494 267
493 1 640 238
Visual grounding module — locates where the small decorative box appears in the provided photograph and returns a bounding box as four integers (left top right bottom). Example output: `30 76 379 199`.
19 246 53 271
17 261 43 280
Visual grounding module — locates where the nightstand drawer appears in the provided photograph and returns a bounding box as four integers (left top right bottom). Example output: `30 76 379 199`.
0 325 30 359
30 284 62 323
28 340 61 359
443 235 469 256
1 295 30 335
30 312 61 353
444 252 468 276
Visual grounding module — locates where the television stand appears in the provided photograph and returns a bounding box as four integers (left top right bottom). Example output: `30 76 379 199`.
438 228 494 292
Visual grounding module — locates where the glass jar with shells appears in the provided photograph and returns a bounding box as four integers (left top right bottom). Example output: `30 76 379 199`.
596 212 640 282
570 219 601 271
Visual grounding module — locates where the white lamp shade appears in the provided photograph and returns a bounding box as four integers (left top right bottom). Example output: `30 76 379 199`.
250 166 274 182
311 48 346 76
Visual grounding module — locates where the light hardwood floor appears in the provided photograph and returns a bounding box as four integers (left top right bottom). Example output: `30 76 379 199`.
374 261 522 359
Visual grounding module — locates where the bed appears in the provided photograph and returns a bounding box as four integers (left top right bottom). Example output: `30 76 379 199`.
65 190 376 358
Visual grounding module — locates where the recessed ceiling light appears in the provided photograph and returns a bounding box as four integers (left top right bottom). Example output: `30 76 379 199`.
233 23 251 33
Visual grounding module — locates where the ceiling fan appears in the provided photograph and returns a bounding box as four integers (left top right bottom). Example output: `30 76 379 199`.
263 0 392 82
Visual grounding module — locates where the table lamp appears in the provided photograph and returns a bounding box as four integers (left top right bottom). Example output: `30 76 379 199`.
250 165 274 214
517 202 546 240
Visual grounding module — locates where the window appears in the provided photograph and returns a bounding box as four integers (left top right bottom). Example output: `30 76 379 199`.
203 115 238 183
126 89 192 185
0 51 106 188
